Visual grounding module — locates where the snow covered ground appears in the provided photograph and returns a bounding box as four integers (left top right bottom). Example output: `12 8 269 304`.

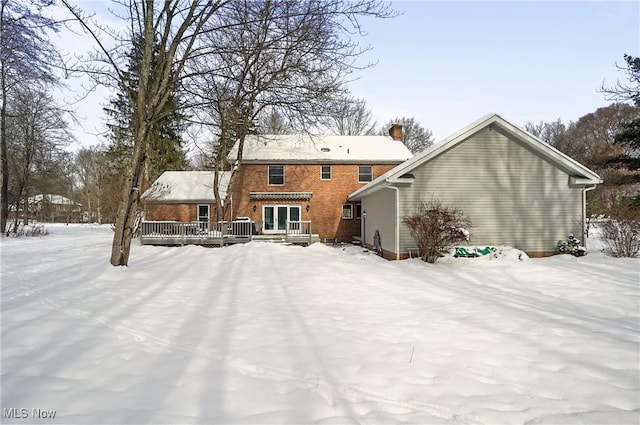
1 224 639 424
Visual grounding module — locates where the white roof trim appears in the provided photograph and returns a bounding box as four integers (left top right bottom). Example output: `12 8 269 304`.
349 113 602 200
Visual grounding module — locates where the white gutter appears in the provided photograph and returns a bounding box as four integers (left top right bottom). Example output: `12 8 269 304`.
582 185 597 241
387 182 401 260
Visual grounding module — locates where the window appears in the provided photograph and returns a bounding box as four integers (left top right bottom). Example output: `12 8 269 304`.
268 165 284 185
355 203 362 219
342 204 353 219
321 165 332 180
358 165 372 182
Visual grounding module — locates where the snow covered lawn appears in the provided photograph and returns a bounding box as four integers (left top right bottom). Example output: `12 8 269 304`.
1 224 639 424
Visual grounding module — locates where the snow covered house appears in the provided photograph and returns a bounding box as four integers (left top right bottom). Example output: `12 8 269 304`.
142 171 231 224
28 194 82 223
348 113 602 259
228 127 413 242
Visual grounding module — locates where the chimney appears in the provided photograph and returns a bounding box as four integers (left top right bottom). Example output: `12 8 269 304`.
388 124 403 141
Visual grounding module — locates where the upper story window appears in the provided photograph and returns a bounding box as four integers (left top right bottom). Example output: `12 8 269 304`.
358 165 373 182
321 165 332 180
268 165 284 185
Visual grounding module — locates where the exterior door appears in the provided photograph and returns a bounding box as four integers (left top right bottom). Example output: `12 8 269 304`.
263 205 300 234
197 204 210 230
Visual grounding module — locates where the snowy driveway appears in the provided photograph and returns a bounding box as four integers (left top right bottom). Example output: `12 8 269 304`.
1 225 639 424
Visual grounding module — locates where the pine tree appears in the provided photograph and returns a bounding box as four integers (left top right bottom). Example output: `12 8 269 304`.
104 34 188 187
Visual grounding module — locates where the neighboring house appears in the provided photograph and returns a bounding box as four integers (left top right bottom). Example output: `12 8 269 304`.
348 113 602 259
142 171 231 224
228 126 413 242
27 194 82 223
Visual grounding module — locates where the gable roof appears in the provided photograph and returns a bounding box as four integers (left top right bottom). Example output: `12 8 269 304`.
349 113 602 200
29 194 81 207
141 171 231 203
228 134 413 163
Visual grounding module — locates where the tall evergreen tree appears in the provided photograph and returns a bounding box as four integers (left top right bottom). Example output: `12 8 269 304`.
104 34 189 187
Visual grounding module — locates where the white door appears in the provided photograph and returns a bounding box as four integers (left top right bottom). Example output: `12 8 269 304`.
263 205 301 234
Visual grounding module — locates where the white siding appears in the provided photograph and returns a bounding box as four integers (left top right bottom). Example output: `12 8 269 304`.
361 188 397 254
397 126 584 254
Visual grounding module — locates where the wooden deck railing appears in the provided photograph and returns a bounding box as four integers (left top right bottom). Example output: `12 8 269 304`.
140 219 313 246
140 220 254 245
285 220 312 244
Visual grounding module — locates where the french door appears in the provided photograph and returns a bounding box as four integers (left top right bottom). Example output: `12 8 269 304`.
263 205 300 234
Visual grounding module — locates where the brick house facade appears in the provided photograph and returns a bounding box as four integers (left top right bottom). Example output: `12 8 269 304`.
231 163 399 242
144 203 219 223
229 129 412 242
142 171 230 225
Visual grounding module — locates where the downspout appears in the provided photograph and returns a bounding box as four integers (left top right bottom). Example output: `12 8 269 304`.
582 185 597 241
387 184 401 260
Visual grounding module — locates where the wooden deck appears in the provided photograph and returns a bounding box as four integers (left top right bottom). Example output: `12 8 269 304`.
140 220 318 246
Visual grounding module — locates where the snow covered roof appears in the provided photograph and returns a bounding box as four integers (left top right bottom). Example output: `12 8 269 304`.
228 134 413 163
29 194 81 206
349 113 603 200
141 171 231 203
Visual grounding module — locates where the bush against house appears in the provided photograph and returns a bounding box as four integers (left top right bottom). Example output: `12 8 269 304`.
403 200 471 263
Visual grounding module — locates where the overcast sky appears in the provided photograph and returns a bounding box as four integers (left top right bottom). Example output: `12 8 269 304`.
57 1 639 149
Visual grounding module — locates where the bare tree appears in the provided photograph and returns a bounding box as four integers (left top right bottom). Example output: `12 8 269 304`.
0 0 61 233
189 0 393 221
523 117 566 146
380 116 433 154
556 103 640 217
5 86 71 230
75 146 107 223
327 97 377 136
62 0 226 266
600 54 640 106
62 0 392 265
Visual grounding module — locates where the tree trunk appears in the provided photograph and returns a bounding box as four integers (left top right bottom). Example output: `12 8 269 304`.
110 0 154 267
0 23 8 234
0 75 8 234
109 128 148 266
22 192 28 226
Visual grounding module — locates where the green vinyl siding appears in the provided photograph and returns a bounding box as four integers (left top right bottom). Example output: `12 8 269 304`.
397 126 583 254
361 188 397 253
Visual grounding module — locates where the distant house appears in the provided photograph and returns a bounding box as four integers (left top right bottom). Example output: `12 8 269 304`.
348 113 602 259
28 194 82 223
228 127 413 242
142 171 231 224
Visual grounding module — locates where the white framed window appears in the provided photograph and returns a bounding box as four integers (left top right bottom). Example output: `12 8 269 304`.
342 204 353 219
358 165 372 182
268 165 284 185
321 165 332 180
